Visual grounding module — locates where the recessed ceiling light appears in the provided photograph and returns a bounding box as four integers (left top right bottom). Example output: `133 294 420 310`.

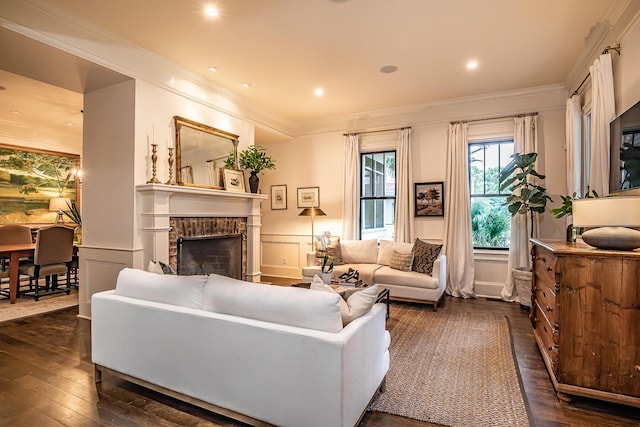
66 122 73 126
242 82 251 88
466 60 479 70
10 109 19 114
314 88 324 97
205 6 218 17
380 65 398 74
208 66 217 72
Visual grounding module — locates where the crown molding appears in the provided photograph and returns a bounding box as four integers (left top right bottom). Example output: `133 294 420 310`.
1 0 295 137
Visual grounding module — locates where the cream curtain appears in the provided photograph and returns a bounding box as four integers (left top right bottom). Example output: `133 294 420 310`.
395 128 413 243
181 166 193 184
588 53 615 196
443 123 475 298
502 115 538 302
341 134 360 240
566 94 582 199
206 160 215 187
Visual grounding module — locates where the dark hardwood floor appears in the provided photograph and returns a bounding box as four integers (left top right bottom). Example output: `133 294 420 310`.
0 278 638 427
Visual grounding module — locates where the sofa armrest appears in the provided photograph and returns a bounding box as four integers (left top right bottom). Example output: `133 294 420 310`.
433 254 446 292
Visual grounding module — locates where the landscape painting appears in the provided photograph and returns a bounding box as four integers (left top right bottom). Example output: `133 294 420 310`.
0 144 79 223
415 182 444 217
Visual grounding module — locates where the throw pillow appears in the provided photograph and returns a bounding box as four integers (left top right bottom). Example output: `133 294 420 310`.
411 239 442 276
310 275 379 325
315 237 344 265
390 250 414 272
148 260 177 275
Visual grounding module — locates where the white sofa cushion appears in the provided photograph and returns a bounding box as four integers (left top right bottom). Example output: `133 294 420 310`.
113 267 207 309
340 239 378 264
203 274 343 333
310 276 380 325
376 240 413 265
374 266 439 289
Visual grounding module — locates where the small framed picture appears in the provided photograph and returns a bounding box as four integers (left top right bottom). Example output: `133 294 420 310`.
415 182 444 217
223 168 246 193
271 184 287 210
297 187 320 208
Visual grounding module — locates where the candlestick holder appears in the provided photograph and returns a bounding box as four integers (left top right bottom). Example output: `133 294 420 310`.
146 143 161 184
165 147 176 185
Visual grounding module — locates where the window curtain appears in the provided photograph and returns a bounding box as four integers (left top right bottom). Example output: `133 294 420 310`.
181 166 193 184
501 115 537 302
566 94 582 201
395 128 413 243
206 160 215 187
442 123 475 298
341 134 360 240
588 53 615 196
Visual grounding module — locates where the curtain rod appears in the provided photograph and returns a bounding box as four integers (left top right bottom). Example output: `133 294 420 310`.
572 43 621 96
343 126 410 136
450 112 538 125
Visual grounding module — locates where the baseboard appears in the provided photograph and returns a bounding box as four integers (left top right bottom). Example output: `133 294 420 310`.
474 280 504 299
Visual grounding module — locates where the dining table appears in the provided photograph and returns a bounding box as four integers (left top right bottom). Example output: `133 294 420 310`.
0 243 36 304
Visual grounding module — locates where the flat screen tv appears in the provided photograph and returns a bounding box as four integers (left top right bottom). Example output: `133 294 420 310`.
610 99 640 194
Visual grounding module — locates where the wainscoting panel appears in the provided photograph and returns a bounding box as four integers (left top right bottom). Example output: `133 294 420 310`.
260 234 311 279
78 246 142 319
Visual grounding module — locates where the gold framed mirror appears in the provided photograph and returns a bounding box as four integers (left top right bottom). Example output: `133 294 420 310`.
174 116 239 189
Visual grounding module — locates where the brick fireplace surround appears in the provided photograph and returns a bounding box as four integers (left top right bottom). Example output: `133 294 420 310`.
137 184 267 282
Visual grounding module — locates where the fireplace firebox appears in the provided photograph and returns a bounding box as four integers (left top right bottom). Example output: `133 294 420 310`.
177 234 242 279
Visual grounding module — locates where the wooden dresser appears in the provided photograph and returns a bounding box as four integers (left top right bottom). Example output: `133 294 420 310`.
530 239 640 408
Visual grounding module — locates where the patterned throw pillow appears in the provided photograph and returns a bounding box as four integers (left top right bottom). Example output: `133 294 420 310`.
411 239 442 276
315 237 344 265
389 250 414 272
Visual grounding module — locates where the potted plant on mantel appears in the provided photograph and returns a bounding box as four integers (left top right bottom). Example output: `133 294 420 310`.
238 145 276 193
498 152 552 308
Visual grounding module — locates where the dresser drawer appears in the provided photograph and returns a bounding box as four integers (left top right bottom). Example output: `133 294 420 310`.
533 301 558 369
534 283 557 324
533 247 557 290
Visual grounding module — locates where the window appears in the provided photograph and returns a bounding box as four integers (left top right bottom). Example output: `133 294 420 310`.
360 151 396 240
468 140 514 249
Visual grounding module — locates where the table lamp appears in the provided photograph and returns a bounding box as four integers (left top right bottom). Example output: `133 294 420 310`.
298 207 326 251
49 197 71 223
572 197 640 250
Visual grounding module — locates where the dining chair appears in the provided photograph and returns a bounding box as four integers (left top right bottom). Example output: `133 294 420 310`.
0 224 33 299
18 225 74 301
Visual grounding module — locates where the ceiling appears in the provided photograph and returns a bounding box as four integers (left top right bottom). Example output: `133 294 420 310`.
0 0 625 147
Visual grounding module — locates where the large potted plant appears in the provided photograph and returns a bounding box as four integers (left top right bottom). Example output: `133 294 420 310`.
498 152 552 307
238 145 276 193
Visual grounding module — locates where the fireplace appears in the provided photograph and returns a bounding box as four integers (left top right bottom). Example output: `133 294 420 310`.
137 184 267 282
177 234 242 278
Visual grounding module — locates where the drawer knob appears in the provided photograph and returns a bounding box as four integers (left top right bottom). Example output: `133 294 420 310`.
546 306 553 312
546 266 552 272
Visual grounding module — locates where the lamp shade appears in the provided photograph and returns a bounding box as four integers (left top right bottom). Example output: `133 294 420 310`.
572 197 640 250
49 197 71 212
298 207 326 217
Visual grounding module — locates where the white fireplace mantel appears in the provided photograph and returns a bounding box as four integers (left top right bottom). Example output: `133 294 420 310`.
136 184 267 282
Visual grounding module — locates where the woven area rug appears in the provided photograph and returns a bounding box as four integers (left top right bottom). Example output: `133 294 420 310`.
0 292 78 323
370 304 532 427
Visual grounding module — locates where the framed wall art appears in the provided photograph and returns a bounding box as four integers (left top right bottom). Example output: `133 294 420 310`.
223 168 246 193
415 181 444 217
297 186 319 208
0 144 80 224
270 184 287 210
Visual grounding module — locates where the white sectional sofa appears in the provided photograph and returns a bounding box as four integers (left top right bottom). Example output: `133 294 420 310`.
302 239 446 311
92 268 390 427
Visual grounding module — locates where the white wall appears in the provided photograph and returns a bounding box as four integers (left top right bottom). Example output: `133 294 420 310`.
260 87 568 297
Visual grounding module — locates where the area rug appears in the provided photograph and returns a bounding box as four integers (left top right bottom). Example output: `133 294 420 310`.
370 305 532 427
0 292 78 323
